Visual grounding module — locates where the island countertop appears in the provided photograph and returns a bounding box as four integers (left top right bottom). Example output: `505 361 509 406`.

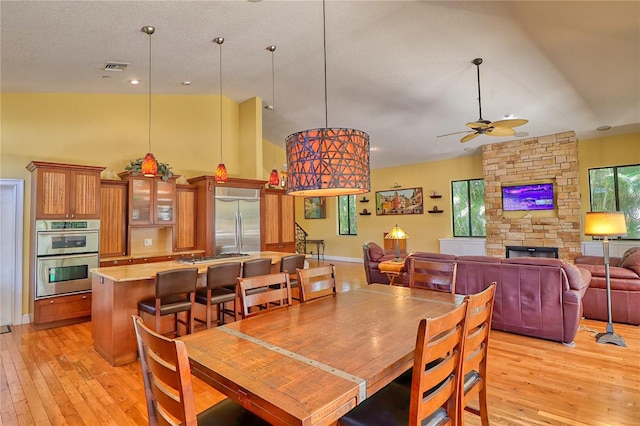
90 251 294 282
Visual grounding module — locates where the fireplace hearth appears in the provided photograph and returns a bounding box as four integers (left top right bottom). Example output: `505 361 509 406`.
506 245 559 259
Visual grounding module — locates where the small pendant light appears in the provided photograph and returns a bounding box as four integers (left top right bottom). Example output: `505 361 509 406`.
213 36 228 183
141 26 158 177
266 45 280 187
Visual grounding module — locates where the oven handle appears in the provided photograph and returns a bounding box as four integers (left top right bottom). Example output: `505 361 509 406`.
37 252 99 260
37 230 99 237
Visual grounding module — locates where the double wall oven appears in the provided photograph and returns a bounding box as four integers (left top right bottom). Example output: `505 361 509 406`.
35 220 99 299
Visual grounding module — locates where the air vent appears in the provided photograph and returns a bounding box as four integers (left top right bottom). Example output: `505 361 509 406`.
102 62 129 72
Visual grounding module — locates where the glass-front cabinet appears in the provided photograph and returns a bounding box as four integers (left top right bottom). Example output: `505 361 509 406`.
125 175 176 225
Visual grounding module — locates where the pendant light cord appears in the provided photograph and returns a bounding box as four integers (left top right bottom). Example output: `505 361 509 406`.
322 0 328 128
271 48 275 111
219 41 223 162
148 30 152 153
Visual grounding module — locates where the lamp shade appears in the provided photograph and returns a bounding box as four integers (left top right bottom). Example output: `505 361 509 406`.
584 211 627 236
268 169 280 186
141 152 158 177
215 163 228 183
285 128 370 196
385 225 409 240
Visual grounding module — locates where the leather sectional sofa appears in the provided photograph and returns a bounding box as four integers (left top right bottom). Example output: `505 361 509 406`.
574 247 640 325
362 244 591 344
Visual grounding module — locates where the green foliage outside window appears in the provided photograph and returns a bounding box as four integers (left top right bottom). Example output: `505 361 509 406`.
452 179 486 237
589 164 640 239
338 195 357 235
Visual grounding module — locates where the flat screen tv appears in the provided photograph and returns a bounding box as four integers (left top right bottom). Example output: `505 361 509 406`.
502 183 555 211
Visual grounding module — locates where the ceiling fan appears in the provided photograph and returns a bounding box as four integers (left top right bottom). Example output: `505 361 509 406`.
438 58 528 143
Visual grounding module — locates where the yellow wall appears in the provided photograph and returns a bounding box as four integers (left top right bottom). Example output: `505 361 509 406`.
295 132 640 259
577 132 640 240
1 92 262 315
1 90 638 318
295 155 484 259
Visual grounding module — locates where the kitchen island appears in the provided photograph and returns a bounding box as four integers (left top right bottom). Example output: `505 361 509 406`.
91 251 295 366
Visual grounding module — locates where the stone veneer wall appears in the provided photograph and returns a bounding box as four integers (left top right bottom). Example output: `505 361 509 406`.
483 131 581 261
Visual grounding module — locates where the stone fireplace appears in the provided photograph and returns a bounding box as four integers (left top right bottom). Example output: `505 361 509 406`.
483 131 581 261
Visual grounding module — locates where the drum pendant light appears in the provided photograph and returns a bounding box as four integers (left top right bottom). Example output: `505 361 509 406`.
285 0 370 196
213 37 228 183
141 26 158 177
266 45 280 187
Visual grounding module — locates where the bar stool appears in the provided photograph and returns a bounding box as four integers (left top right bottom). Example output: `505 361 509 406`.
194 263 240 328
280 254 306 301
137 267 198 337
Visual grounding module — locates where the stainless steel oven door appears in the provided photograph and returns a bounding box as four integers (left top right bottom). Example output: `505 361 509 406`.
36 253 98 298
36 229 99 256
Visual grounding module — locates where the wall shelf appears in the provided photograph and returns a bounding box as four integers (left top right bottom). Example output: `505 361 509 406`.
427 209 444 214
359 210 372 216
429 195 442 199
359 197 370 203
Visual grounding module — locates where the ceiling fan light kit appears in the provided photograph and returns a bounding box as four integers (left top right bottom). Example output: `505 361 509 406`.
439 57 528 143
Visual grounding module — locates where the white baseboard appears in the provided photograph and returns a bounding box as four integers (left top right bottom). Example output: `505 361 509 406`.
322 255 363 264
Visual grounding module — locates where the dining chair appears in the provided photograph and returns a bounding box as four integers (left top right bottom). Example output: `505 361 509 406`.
279 254 306 300
338 300 468 426
297 264 337 302
132 316 270 426
137 267 198 337
238 272 292 318
194 262 240 329
409 258 458 294
459 283 497 426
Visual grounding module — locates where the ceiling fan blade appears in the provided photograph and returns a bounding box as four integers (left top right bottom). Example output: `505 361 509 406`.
465 121 491 130
491 119 528 129
461 132 480 143
437 130 472 138
486 127 515 136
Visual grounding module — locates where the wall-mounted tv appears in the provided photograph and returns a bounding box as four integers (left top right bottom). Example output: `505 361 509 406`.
502 183 555 211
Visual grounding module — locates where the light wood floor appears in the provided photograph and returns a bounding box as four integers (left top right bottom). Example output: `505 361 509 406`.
2 259 639 425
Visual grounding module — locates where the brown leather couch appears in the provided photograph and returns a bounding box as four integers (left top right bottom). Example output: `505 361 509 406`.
367 251 591 344
574 247 640 325
362 242 407 284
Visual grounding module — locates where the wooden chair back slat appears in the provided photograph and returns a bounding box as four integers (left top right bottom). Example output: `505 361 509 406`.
459 283 497 426
409 300 467 426
297 265 338 302
133 315 197 426
238 273 292 318
409 258 457 294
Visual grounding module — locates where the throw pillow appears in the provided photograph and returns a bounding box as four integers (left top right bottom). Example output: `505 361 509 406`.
620 249 640 276
619 247 640 265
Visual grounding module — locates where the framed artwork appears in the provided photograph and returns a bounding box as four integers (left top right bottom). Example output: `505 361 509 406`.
376 187 424 215
304 197 326 219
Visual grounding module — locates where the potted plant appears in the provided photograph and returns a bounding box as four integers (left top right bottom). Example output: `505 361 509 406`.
124 158 174 181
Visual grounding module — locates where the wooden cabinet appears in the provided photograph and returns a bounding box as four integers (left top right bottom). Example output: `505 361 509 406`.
33 293 92 326
100 180 128 257
27 161 104 219
119 173 176 226
175 184 197 251
262 188 296 252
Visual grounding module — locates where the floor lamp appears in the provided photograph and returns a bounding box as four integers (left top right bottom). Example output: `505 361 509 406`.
385 224 409 261
584 211 628 347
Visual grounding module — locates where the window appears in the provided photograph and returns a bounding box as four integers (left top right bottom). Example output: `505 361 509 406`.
338 195 357 235
452 179 485 237
589 164 640 239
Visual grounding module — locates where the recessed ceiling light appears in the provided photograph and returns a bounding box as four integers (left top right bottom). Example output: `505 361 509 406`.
370 146 379 152
265 105 274 110
503 113 517 119
129 79 140 85
514 132 529 138
181 81 192 86
597 125 612 131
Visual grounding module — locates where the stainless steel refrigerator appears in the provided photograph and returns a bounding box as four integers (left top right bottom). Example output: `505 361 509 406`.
214 186 261 254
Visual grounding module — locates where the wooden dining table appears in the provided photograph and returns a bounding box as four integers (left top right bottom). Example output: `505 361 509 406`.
180 283 464 426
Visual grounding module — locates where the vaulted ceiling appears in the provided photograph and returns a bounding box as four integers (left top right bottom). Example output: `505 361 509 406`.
2 1 639 168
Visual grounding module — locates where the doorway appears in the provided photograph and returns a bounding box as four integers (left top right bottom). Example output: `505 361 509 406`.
0 179 24 327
